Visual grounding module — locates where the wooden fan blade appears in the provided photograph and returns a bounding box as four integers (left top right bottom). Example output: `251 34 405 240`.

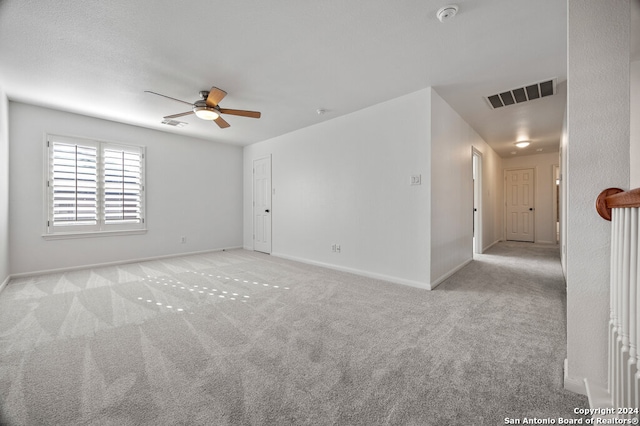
206 87 227 107
145 91 193 106
163 111 194 119
219 108 261 119
214 115 230 128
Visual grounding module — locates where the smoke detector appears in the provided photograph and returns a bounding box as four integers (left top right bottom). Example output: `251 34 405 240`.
437 5 458 22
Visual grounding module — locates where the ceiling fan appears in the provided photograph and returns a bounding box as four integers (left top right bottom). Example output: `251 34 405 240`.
145 86 261 129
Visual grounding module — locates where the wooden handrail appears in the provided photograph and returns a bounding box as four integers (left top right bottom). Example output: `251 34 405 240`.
596 187 640 221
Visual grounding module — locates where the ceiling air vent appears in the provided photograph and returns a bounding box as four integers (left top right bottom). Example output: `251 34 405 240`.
485 78 557 110
161 119 188 127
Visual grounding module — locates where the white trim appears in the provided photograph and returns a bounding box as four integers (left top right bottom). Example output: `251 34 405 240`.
483 238 501 252
430 258 473 290
271 252 431 290
0 274 10 294
472 147 483 255
44 134 146 236
8 246 243 279
552 164 560 245
42 229 147 240
252 154 272 254
563 358 587 395
584 378 611 411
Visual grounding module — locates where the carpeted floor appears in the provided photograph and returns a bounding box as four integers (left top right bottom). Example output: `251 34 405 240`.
0 242 588 425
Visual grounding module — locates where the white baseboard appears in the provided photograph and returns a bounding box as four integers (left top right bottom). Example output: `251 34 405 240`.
9 246 244 279
535 240 556 245
0 274 9 294
584 378 612 413
271 252 430 290
563 358 587 395
429 258 473 290
483 239 501 252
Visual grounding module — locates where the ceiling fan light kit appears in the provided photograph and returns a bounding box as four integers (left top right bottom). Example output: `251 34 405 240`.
146 86 261 129
193 104 220 121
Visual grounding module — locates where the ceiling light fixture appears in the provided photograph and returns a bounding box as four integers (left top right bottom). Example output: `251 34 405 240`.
194 106 220 121
515 141 530 148
437 5 459 22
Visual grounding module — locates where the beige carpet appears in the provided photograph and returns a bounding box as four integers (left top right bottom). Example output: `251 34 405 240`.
0 242 588 425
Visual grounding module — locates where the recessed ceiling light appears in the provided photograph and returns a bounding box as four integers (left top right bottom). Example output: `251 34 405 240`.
536 148 543 152
515 141 530 148
511 151 517 155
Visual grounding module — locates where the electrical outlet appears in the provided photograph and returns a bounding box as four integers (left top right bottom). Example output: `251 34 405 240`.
336 245 341 253
181 236 186 244
332 244 337 252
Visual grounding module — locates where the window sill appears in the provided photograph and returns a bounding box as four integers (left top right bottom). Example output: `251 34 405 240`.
42 229 147 240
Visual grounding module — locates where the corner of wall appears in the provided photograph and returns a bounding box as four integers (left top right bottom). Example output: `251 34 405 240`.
0 87 9 286
563 358 587 396
566 0 631 395
429 88 503 281
243 89 433 288
630 59 640 188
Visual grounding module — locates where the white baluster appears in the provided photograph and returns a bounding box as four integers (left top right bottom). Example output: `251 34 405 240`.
610 209 617 398
628 208 638 416
634 206 640 417
621 209 631 415
615 208 625 409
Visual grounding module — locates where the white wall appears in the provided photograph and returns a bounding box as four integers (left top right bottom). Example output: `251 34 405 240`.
243 89 432 289
0 88 8 287
631 60 640 188
565 0 630 393
430 89 503 285
9 102 243 275
503 152 559 244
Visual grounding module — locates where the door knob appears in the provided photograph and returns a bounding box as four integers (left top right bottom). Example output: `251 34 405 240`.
265 209 270 213
529 208 534 211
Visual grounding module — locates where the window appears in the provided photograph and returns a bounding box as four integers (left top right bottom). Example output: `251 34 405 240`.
45 135 145 237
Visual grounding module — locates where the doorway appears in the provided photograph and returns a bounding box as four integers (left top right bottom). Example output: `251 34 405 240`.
472 148 483 255
253 156 272 254
505 168 535 242
553 165 560 244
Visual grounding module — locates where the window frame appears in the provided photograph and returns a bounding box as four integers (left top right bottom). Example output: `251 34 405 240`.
43 134 147 240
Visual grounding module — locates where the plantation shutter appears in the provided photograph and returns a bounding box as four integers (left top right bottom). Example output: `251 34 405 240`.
103 145 143 225
50 141 98 226
46 135 145 236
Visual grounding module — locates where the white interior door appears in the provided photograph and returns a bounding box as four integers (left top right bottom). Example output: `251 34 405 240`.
253 156 271 254
472 149 483 254
505 168 535 242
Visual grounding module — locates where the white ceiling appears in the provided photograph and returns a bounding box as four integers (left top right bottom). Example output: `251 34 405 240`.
0 0 581 157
